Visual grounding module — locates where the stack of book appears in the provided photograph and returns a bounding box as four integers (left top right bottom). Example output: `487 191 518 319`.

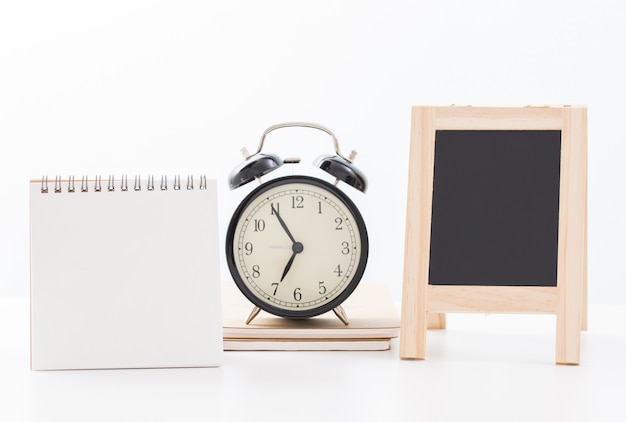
222 283 400 351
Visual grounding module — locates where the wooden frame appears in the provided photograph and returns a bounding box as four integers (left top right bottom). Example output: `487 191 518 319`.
400 106 587 364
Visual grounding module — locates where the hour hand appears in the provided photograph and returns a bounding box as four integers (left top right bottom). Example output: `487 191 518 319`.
280 252 297 282
280 242 303 282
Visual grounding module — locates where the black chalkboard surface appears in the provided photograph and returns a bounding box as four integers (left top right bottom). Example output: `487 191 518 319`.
428 130 562 286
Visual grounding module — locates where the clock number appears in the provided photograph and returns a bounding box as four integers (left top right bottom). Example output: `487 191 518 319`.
293 288 302 301
318 281 326 295
271 282 279 295
254 219 265 232
291 195 304 209
270 203 280 215
244 242 253 255
335 217 343 230
341 241 350 255
334 264 343 277
318 201 322 214
252 265 261 278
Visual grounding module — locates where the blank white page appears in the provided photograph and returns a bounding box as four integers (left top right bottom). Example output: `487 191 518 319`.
30 177 222 370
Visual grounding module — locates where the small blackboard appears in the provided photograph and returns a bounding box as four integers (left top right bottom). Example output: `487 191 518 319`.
428 130 562 286
400 106 587 364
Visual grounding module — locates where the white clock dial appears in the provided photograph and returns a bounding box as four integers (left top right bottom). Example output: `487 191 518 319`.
226 176 368 319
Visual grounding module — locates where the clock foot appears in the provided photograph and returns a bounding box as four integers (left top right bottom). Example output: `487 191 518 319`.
333 305 350 325
245 306 261 325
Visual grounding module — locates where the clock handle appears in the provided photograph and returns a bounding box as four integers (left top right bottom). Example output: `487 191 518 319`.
229 122 368 192
258 122 368 193
255 122 357 164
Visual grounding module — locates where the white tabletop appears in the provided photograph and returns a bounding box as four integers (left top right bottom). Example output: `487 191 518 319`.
1 297 624 422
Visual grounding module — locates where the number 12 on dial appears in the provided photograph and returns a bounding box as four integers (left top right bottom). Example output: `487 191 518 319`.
226 176 369 319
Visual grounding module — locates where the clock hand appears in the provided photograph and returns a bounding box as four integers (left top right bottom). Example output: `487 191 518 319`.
280 241 304 282
280 252 297 282
269 205 303 282
271 204 297 244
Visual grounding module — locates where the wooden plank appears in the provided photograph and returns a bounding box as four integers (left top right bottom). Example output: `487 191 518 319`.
434 106 564 130
555 106 587 365
427 285 558 314
400 106 436 359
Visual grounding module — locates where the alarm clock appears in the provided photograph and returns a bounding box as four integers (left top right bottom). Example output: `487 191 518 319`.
225 122 369 324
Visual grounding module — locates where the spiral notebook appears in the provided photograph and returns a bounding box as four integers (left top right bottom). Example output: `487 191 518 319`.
29 175 223 370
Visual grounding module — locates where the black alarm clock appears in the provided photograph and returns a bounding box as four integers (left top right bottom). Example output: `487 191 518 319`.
225 123 368 324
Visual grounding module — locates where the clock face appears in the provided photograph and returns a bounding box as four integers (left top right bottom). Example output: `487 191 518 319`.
226 176 368 319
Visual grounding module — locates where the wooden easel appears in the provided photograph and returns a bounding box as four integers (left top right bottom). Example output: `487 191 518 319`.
400 106 587 364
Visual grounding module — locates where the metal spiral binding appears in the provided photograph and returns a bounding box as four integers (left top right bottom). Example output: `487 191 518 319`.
107 175 115 192
40 175 207 193
68 176 75 193
54 176 62 193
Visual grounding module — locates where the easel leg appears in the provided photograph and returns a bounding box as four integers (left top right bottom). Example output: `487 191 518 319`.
400 236 428 359
555 106 585 364
557 252 584 364
427 313 446 329
556 302 582 365
400 294 427 360
400 106 435 360
581 187 588 331
581 259 588 331
582 122 588 332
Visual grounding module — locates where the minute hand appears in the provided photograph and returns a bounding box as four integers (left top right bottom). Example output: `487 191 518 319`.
271 205 297 244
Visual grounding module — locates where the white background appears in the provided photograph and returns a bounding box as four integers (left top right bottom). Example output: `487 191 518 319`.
1 1 626 421
1 0 625 303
